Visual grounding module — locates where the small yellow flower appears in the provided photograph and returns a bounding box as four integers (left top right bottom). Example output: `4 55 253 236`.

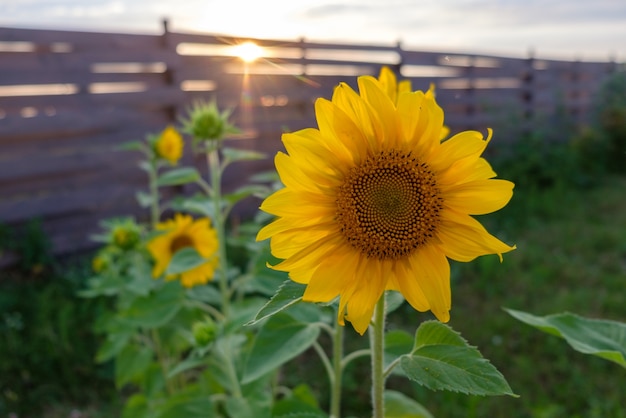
147 214 218 288
257 67 515 335
92 255 107 273
154 125 184 165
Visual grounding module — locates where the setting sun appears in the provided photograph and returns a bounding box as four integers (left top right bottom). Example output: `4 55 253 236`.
231 41 264 63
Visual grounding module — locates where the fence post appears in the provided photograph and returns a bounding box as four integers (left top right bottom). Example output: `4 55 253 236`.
394 40 404 76
521 49 535 137
464 55 476 131
161 18 178 122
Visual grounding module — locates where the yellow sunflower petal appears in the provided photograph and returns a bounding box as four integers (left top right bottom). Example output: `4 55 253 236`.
270 222 335 259
302 246 360 302
388 258 430 312
407 245 451 322
430 130 490 172
343 257 387 335
438 209 516 262
358 76 399 147
438 156 497 186
260 189 336 218
377 66 398 103
330 84 378 157
442 179 515 215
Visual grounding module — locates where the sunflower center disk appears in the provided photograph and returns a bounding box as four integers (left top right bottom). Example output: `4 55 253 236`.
170 234 194 253
336 150 443 260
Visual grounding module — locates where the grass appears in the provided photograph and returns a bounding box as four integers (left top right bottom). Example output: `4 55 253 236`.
2 175 625 418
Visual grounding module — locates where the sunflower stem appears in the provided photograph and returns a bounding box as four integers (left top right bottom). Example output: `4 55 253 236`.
151 328 175 395
330 321 344 418
207 144 230 317
147 158 160 226
370 294 386 418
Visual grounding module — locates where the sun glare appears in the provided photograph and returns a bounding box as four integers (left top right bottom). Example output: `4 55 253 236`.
232 41 264 63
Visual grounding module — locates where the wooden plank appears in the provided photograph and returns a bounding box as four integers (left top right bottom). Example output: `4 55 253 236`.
0 180 142 222
0 50 181 71
0 27 164 51
0 70 168 86
0 85 185 109
0 106 171 141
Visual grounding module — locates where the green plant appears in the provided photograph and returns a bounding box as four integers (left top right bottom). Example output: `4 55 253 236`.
0 261 116 417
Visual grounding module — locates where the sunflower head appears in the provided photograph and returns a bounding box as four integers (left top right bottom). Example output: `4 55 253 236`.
257 66 515 335
154 125 184 165
147 213 219 288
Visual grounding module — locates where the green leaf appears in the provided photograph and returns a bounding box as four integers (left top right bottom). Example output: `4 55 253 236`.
136 190 154 208
386 291 405 314
121 394 150 418
222 147 266 164
166 247 211 275
224 398 258 418
400 321 516 397
121 281 185 329
247 280 306 325
157 167 201 186
187 284 222 305
117 140 146 152
156 394 215 418
171 195 217 218
95 329 133 363
384 390 434 418
384 329 414 373
224 184 271 206
168 355 208 379
505 308 626 368
115 344 153 388
243 312 320 383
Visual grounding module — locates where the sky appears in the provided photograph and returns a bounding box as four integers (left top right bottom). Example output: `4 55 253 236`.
1 0 626 61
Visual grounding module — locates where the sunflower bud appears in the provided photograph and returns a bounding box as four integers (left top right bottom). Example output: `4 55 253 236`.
181 100 238 143
192 318 216 346
92 255 108 273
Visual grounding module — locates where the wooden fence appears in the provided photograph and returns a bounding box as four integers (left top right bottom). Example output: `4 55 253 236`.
0 22 620 263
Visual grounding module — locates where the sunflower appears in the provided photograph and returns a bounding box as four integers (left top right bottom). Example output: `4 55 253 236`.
257 67 515 335
147 213 218 288
154 125 184 165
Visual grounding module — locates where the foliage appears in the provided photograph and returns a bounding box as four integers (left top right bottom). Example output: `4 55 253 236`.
0 218 53 274
505 309 626 368
592 69 626 173
0 261 115 417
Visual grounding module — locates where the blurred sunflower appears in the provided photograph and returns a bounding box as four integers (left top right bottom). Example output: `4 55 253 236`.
154 125 184 165
257 67 515 334
148 213 218 288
